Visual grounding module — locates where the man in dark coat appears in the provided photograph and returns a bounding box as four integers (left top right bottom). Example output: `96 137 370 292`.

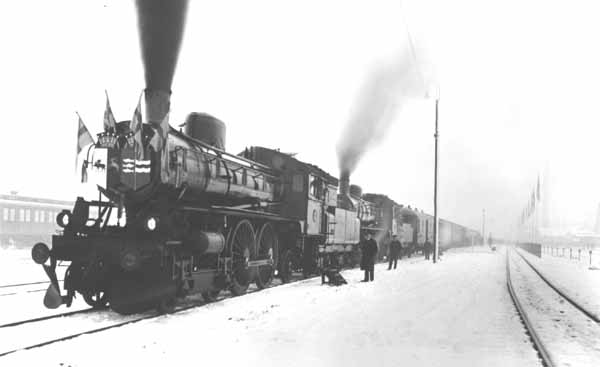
361 233 378 282
388 235 401 270
424 240 433 260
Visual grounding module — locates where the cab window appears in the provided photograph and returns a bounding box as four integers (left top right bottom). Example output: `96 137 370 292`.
309 174 324 199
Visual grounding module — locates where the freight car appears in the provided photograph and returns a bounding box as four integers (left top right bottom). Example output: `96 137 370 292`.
355 193 473 259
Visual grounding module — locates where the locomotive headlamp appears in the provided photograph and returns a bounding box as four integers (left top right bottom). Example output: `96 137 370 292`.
56 210 71 228
145 216 158 232
120 249 141 271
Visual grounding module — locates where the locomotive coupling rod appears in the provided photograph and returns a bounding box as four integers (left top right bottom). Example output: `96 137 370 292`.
247 259 273 267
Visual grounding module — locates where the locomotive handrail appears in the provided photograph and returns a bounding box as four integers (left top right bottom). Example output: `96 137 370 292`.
181 205 293 222
169 128 276 174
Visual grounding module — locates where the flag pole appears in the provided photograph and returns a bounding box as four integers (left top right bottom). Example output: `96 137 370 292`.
75 112 82 171
433 97 440 263
134 91 142 190
482 209 486 246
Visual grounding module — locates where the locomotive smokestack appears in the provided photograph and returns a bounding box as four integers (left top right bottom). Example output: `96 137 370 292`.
135 0 188 92
144 89 171 124
340 170 350 196
338 170 354 210
135 0 188 123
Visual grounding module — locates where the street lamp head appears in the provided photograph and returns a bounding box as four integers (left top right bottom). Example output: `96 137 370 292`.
426 84 440 100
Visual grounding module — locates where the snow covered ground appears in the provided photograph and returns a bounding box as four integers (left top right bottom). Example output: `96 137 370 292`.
0 283 89 327
518 248 600 319
508 250 600 366
2 246 540 367
0 247 56 285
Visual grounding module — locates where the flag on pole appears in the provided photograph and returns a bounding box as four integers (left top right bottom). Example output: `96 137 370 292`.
103 90 117 132
76 113 94 182
77 113 94 156
131 94 143 159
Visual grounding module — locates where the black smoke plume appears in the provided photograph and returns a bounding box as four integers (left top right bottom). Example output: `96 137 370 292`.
135 0 189 92
336 54 426 178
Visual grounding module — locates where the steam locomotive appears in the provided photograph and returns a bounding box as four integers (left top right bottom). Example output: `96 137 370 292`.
31 90 479 314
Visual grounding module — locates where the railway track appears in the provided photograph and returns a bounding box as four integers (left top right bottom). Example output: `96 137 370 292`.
0 280 52 289
0 307 95 329
0 301 199 357
0 279 67 297
506 247 600 367
515 249 600 323
0 271 318 357
0 256 426 358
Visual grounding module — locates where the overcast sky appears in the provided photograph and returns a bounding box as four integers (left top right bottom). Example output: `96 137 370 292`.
1 0 599 239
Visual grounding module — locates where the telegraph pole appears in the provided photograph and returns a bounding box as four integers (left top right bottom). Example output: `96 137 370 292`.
433 98 439 263
482 209 486 246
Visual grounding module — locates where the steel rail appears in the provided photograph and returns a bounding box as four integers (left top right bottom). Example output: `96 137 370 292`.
0 256 397 357
0 280 52 289
0 271 319 357
506 248 555 367
0 308 95 329
515 249 600 323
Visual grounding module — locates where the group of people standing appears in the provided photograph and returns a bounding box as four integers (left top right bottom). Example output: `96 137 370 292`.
360 233 436 282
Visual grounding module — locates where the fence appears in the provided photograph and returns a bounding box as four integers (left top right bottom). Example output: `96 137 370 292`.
541 245 600 269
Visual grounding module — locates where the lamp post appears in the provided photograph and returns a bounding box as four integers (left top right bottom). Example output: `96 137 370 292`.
482 209 486 246
433 97 440 263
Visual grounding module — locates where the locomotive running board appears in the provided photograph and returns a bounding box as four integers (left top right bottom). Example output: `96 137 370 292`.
182 205 294 222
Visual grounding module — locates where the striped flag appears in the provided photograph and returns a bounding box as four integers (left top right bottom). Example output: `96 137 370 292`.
77 113 94 156
103 90 117 132
76 113 94 182
131 94 143 159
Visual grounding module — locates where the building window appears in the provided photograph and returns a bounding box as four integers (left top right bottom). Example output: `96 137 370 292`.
3 208 8 221
34 210 39 222
10 208 15 221
47 211 53 223
25 209 31 222
19 209 25 222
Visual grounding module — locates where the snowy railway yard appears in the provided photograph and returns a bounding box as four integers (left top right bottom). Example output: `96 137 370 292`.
0 246 598 366
507 249 600 366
